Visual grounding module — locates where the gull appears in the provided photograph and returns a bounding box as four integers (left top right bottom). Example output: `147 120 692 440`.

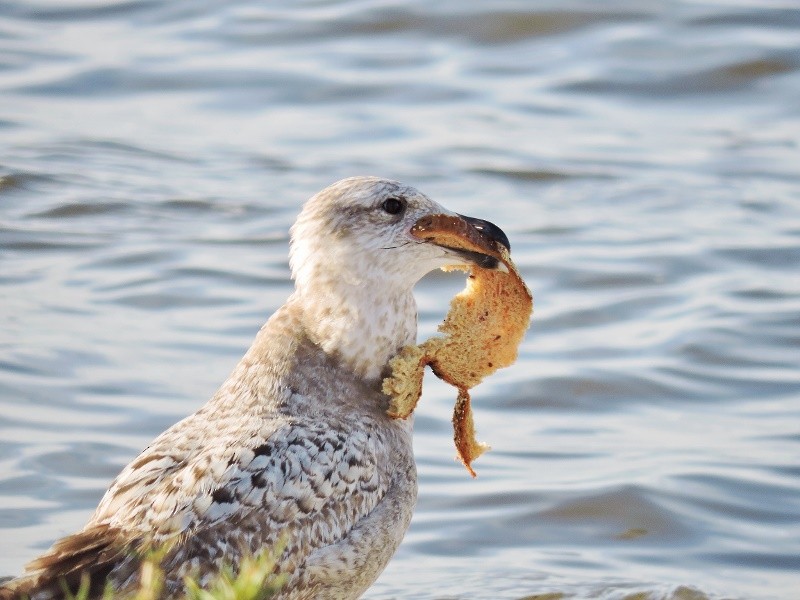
0 176 509 600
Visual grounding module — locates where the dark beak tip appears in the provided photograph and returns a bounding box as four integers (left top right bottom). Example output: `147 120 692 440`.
458 214 511 251
478 254 501 270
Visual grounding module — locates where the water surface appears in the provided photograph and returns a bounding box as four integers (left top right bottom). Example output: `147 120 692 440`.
1 1 799 599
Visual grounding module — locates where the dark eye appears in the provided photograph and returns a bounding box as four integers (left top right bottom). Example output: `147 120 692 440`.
381 197 405 215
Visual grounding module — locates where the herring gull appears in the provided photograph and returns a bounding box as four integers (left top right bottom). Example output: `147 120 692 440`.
0 176 510 600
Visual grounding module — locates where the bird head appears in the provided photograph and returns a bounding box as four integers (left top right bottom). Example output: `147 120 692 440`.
289 176 509 294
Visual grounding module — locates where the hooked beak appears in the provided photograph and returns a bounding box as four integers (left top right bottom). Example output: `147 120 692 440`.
457 214 511 252
411 213 511 271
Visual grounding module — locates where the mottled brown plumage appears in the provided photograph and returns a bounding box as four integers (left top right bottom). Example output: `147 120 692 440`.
1 177 508 600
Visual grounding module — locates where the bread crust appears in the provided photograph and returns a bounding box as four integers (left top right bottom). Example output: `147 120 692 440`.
382 215 533 476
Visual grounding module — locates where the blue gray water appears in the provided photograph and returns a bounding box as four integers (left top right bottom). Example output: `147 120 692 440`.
1 1 799 599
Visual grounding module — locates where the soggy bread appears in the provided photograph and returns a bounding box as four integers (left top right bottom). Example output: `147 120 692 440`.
382 215 533 476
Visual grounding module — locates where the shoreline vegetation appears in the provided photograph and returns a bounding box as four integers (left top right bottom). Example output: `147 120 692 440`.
47 543 286 600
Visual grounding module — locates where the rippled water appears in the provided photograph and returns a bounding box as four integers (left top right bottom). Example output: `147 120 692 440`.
2 1 799 599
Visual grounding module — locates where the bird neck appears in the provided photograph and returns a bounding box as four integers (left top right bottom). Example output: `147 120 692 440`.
291 275 418 382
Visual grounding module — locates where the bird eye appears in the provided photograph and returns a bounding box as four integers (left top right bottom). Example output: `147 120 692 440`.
381 197 405 215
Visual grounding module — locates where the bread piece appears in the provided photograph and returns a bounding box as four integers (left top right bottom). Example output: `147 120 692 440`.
383 215 532 476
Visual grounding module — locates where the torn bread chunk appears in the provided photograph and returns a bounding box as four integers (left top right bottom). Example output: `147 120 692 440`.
383 215 533 476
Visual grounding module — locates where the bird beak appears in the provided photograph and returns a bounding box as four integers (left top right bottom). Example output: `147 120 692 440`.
411 213 510 271
457 214 511 251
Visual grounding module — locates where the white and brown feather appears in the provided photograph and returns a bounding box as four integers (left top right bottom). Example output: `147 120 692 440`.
0 176 474 600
